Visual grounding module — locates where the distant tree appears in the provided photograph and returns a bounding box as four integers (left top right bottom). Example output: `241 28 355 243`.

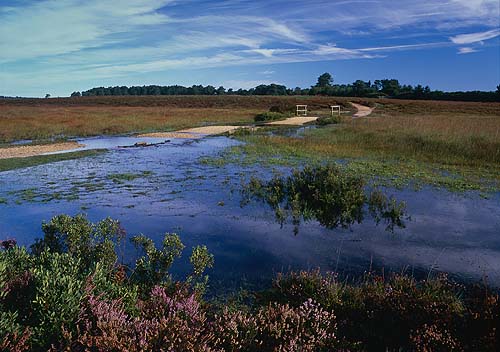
216 86 226 95
70 91 81 97
380 79 401 96
45 93 51 98
352 80 368 96
316 73 333 88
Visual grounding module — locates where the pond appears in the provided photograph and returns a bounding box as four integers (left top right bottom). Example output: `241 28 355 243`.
0 134 499 295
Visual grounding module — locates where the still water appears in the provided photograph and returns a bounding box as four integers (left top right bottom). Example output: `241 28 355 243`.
1 135 499 294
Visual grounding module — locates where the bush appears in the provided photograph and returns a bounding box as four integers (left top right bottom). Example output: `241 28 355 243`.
316 115 341 125
254 111 287 122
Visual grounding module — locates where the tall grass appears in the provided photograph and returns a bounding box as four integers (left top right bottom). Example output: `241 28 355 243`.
239 107 500 167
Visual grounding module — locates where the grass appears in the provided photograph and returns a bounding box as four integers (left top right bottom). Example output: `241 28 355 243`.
1 96 499 192
0 149 106 172
0 95 359 143
208 100 500 193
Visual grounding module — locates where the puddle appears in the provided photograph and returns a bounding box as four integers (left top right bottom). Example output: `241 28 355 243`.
1 135 500 294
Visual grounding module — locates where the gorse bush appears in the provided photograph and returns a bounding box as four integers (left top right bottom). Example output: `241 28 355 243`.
1 215 498 351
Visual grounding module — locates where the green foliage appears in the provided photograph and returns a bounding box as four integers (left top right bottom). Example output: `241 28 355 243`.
190 245 214 276
316 114 341 125
31 251 85 346
254 111 287 122
315 72 333 88
88 262 139 315
32 214 125 269
77 79 499 102
0 215 215 351
187 245 215 293
131 233 185 289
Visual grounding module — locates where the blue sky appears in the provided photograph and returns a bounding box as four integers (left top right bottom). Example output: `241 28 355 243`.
0 0 499 97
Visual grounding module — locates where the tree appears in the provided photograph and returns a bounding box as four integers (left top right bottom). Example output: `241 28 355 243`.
352 80 368 96
379 79 400 96
216 86 226 95
45 94 51 98
70 91 81 97
316 73 333 88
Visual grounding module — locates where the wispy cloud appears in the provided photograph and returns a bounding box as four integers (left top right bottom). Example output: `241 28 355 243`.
0 0 499 96
0 0 173 63
450 29 500 44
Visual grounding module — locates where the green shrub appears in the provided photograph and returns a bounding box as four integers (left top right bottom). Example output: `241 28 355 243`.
31 251 85 347
316 115 341 125
254 112 287 122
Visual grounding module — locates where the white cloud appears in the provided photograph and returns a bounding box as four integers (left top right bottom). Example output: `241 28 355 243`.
457 47 479 54
450 29 500 44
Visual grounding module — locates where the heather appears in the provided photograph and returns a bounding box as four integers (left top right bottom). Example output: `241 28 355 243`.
1 215 498 351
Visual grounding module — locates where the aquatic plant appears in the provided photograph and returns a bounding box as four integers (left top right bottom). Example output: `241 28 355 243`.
242 165 407 233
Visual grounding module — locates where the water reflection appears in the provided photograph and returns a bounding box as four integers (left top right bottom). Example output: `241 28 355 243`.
241 165 408 235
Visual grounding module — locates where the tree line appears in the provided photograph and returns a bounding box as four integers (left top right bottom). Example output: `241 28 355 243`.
71 73 500 102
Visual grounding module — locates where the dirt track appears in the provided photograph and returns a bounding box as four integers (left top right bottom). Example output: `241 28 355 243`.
0 142 83 160
351 103 374 118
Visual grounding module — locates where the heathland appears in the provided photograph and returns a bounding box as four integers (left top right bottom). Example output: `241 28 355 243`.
1 96 499 192
1 95 500 351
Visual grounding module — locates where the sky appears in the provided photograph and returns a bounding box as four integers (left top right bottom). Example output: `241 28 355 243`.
0 0 499 97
